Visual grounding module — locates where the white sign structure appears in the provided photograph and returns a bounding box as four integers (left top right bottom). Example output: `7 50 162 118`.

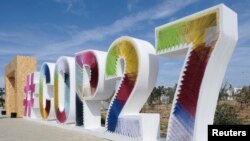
39 63 55 120
155 4 238 141
23 4 238 141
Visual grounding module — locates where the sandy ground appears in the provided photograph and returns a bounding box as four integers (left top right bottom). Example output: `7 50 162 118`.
0 117 108 141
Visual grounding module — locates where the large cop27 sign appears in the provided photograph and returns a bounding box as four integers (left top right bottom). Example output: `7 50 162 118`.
23 5 238 141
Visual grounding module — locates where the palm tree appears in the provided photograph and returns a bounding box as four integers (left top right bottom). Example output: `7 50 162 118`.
0 88 5 107
0 88 5 94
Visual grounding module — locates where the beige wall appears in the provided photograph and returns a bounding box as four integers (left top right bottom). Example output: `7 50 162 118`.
5 56 37 117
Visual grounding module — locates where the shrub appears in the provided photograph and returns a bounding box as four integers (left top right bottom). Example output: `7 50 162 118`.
214 103 241 125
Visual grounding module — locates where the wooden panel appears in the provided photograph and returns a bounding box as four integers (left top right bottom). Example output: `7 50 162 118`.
5 56 37 117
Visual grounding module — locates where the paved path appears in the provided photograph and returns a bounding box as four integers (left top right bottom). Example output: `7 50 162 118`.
0 118 108 141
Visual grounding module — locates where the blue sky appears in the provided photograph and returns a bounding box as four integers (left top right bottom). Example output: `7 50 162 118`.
0 0 249 88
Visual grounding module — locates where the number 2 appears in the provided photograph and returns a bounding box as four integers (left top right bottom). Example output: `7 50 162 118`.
105 36 159 140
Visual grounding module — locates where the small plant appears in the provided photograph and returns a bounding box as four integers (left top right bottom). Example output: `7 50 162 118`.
214 103 241 125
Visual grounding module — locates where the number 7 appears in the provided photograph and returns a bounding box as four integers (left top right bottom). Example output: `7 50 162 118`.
155 4 238 141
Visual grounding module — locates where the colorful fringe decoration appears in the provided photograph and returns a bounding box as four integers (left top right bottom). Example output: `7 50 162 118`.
105 40 139 134
156 10 219 141
39 64 53 120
